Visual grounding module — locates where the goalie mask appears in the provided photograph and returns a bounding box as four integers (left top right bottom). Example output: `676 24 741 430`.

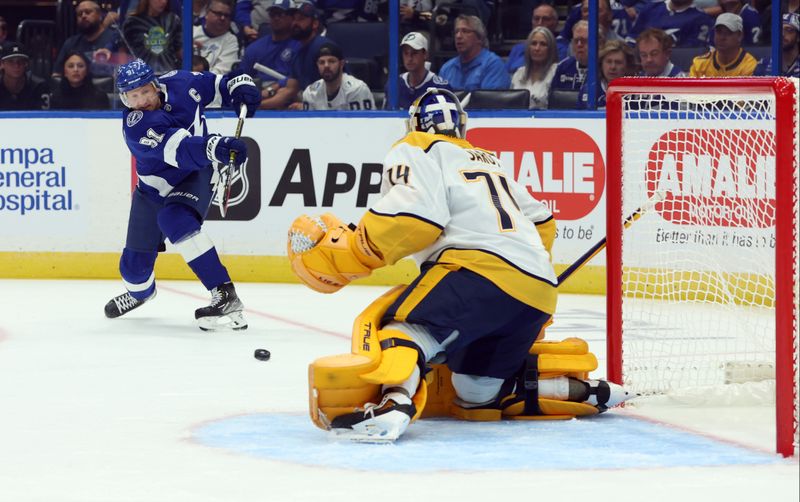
407 88 467 139
116 59 158 108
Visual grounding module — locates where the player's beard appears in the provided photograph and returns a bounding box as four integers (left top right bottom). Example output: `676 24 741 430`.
291 24 313 40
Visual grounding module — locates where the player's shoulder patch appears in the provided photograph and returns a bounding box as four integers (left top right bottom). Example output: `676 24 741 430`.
126 110 144 127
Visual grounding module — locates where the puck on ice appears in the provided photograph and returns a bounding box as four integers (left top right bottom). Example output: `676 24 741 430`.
254 349 271 361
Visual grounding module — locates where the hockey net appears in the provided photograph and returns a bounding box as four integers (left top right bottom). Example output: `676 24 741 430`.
606 78 799 457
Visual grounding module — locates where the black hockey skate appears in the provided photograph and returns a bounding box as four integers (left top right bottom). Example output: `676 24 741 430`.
104 290 156 319
195 282 248 331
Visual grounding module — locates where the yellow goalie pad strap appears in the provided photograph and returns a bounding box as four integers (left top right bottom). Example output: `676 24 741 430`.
360 210 442 265
360 329 421 385
287 213 385 294
534 217 556 257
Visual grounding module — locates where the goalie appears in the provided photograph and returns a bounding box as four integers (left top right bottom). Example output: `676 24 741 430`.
288 88 633 441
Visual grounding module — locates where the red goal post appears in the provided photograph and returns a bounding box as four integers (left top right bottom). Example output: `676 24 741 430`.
606 77 799 457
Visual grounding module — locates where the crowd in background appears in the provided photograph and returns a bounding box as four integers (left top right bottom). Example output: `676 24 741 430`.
0 0 798 112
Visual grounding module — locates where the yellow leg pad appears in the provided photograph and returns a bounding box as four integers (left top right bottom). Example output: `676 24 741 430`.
537 352 598 375
360 329 420 385
308 353 381 430
530 337 589 355
501 398 599 419
420 364 456 418
451 406 502 421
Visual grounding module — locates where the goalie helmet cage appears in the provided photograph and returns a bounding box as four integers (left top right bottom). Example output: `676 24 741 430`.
606 77 799 458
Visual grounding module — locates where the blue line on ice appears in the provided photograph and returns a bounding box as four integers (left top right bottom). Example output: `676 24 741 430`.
192 412 785 471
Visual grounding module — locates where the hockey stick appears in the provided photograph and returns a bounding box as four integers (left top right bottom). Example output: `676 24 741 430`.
252 62 288 82
215 104 247 218
556 190 667 286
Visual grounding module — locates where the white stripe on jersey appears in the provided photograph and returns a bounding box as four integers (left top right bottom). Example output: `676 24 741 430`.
138 174 175 197
302 73 375 110
163 129 192 167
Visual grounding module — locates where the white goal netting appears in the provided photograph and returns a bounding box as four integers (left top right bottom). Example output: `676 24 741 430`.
614 82 799 454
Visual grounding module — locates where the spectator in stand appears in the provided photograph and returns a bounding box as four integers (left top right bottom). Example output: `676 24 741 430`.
549 20 596 106
116 0 181 24
238 0 302 110
193 0 240 74
50 51 110 110
577 39 634 110
234 0 273 43
558 0 630 57
626 0 714 47
755 13 800 77
0 43 50 110
316 0 384 23
0 16 10 50
505 3 560 75
707 0 764 45
283 0 330 103
636 27 686 77
386 32 451 109
690 12 757 76
400 0 434 35
192 54 211 71
122 0 182 74
511 26 558 110
439 15 509 91
53 1 125 78
300 42 375 110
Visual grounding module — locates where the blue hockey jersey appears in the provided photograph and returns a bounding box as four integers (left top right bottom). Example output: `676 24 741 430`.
627 1 713 47
122 70 226 202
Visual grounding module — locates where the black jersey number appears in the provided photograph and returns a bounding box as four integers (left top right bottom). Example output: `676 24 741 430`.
462 171 520 232
349 100 373 110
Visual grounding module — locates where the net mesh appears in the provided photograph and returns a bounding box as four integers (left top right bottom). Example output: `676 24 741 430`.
617 88 798 441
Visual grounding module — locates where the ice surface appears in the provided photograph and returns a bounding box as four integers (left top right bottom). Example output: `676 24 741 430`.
0 280 796 502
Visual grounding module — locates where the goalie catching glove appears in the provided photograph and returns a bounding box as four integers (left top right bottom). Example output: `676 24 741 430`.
287 213 385 293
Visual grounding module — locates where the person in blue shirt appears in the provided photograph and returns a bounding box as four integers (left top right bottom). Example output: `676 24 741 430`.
549 20 593 108
755 13 800 77
104 59 260 331
439 15 509 91
577 39 635 110
626 0 714 47
284 1 330 109
238 0 301 109
384 31 452 109
505 3 561 75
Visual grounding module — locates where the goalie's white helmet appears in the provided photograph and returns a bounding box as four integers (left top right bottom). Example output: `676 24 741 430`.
406 88 467 139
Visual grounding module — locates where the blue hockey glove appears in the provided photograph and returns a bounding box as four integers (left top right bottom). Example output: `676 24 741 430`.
225 70 259 117
205 135 248 167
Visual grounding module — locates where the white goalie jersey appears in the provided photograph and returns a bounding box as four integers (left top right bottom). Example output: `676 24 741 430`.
362 131 558 314
302 73 376 110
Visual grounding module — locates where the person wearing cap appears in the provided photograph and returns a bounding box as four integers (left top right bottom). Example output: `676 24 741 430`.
53 0 124 78
710 0 764 45
439 15 510 92
626 0 713 47
754 13 800 77
689 12 757 77
297 41 374 110
238 0 302 109
0 43 50 110
281 0 331 105
385 32 451 109
193 0 240 74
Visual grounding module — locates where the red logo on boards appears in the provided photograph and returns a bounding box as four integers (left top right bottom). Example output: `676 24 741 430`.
646 129 775 228
467 127 605 220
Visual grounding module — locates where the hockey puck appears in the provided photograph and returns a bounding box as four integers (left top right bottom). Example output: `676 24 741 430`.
254 349 271 361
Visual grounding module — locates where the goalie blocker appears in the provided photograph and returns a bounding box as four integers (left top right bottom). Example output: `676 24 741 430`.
308 286 635 436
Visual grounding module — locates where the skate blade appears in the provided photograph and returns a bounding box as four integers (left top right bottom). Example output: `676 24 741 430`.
329 427 401 444
329 412 410 443
197 311 248 331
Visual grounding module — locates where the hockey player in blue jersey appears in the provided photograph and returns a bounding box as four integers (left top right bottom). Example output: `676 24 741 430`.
104 59 260 331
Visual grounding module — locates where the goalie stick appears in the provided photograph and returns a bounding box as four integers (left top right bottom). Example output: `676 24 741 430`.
556 190 667 286
215 104 247 218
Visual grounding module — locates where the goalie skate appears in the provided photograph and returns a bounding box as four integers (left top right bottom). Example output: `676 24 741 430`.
195 282 248 331
104 290 156 319
329 391 416 443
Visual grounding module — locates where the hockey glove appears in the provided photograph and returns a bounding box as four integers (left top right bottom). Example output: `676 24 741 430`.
206 135 248 167
224 70 259 117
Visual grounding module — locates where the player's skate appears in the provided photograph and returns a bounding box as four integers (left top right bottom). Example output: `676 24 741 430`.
195 282 248 331
574 378 636 411
329 390 416 443
104 290 156 319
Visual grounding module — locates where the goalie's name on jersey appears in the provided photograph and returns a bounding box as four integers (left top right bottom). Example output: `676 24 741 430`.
302 73 375 111
375 131 558 314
